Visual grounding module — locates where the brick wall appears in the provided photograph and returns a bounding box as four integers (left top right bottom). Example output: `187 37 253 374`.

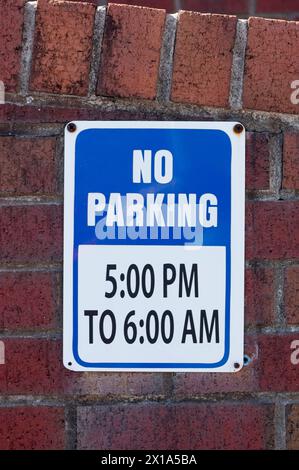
0 0 298 450
75 0 299 20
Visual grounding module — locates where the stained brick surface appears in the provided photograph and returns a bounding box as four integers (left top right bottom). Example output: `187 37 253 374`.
0 0 26 92
0 137 57 195
78 403 274 450
97 4 165 99
0 407 65 450
172 12 237 107
31 0 96 95
243 17 299 114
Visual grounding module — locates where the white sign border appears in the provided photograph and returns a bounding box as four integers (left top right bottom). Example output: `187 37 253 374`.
63 121 245 372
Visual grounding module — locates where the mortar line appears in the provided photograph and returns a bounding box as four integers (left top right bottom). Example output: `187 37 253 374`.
56 134 65 196
254 325 299 334
0 394 298 406
248 0 256 16
275 264 285 327
0 332 62 339
174 0 181 12
19 1 37 96
88 6 107 97
0 264 62 273
229 19 248 110
269 133 283 197
0 128 62 137
4 93 299 131
246 191 299 201
65 405 77 450
246 260 299 268
274 401 286 449
0 196 62 206
157 13 178 102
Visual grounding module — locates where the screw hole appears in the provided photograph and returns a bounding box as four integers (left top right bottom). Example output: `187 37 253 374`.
234 362 240 369
68 362 72 366
233 123 244 134
243 354 251 366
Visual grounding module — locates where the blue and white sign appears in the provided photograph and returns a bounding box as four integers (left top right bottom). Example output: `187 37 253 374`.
64 121 245 372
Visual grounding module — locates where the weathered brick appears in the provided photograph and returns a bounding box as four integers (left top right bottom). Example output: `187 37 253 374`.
0 137 57 195
171 12 237 107
108 1 173 12
285 266 299 324
77 402 274 449
283 132 299 190
0 0 25 92
30 0 96 95
67 0 99 3
0 272 59 330
174 334 299 396
0 205 62 264
97 4 165 99
0 339 165 397
246 201 299 260
243 17 299 114
245 267 275 326
258 334 299 391
183 0 248 14
173 335 259 395
246 132 270 190
286 405 299 450
0 407 65 450
256 0 299 13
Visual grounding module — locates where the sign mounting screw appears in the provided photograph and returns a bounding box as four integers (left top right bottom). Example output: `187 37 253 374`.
67 122 77 133
233 123 244 134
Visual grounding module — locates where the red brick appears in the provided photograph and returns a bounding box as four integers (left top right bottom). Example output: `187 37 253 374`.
245 267 275 326
173 335 259 395
0 205 62 264
67 0 99 3
256 0 299 13
108 1 174 12
171 12 237 108
258 334 299 391
0 137 57 196
0 407 65 450
283 133 299 189
0 0 25 92
183 0 248 14
246 201 299 260
0 339 62 394
0 338 165 397
30 0 96 95
77 402 274 449
243 17 299 114
286 405 299 450
97 4 165 99
0 272 59 330
285 266 299 324
246 132 270 190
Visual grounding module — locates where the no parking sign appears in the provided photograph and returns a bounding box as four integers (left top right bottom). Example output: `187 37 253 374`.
64 121 245 372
